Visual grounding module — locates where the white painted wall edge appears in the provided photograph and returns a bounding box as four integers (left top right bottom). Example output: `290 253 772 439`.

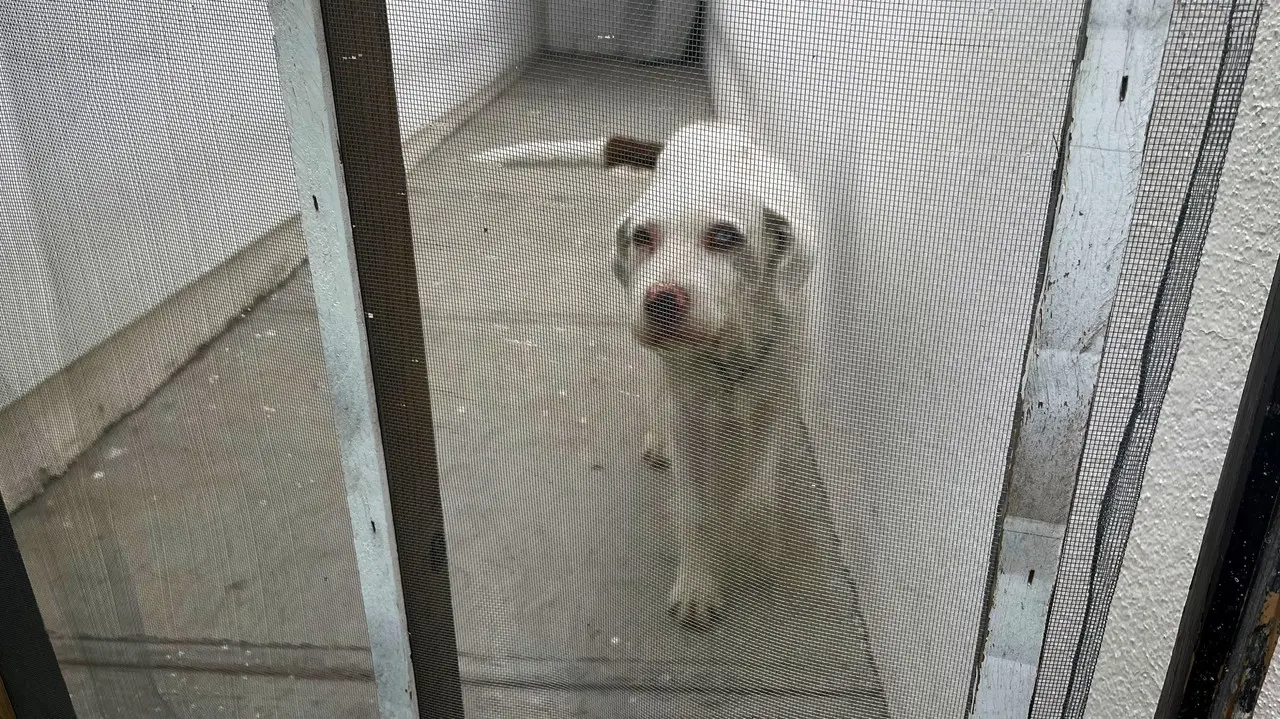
0 33 522 518
0 217 307 514
400 60 525 174
269 0 417 715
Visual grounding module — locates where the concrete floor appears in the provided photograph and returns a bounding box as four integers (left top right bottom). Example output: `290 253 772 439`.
10 58 888 718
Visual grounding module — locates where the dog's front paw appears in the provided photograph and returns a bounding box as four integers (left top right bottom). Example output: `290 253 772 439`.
642 429 671 470
668 566 723 629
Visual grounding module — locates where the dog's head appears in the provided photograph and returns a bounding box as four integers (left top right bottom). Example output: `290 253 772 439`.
611 187 799 359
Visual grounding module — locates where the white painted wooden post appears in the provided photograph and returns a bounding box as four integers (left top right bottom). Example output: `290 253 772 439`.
971 0 1174 716
267 1 419 717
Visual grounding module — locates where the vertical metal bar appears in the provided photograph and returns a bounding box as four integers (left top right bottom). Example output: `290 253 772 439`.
973 0 1175 715
1005 0 1175 529
0 503 76 718
268 1 463 717
314 1 464 709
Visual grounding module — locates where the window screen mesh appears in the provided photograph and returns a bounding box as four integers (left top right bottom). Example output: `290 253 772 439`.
0 0 1264 718
1032 1 1267 716
408 1 1081 717
699 2 1083 717
0 2 377 716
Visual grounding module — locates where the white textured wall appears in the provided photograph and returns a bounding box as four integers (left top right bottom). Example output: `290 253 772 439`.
1087 3 1280 716
708 1 1081 715
1261 649 1280 717
389 0 536 141
0 0 301 372
544 0 697 61
0 0 534 408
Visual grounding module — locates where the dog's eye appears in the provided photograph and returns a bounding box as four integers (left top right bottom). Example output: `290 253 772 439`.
633 226 655 249
704 223 745 252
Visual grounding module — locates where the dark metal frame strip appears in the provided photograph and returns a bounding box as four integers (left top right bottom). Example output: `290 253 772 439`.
315 1 464 715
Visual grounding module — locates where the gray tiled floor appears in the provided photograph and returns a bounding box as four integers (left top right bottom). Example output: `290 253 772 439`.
10 58 888 718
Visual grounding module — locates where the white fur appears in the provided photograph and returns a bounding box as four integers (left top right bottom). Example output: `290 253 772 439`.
471 122 818 627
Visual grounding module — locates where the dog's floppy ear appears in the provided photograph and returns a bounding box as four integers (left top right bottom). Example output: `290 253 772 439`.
762 207 793 272
612 215 634 284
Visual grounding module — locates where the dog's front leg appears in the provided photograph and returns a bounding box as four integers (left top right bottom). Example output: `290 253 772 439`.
666 395 725 627
642 380 671 470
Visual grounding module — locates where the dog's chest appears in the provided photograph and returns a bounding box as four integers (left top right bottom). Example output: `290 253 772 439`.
682 380 780 469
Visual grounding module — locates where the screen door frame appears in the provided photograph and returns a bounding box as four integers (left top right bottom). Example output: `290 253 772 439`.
0 500 75 717
269 0 464 717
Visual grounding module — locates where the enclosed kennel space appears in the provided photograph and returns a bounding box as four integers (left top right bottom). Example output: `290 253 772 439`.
0 0 1276 718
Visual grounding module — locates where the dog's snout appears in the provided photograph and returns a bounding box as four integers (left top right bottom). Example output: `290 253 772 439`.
644 284 689 330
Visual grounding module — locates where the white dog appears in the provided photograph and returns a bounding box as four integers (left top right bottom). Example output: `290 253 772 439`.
472 123 819 627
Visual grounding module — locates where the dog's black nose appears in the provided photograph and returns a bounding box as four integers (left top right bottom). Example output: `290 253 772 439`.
644 284 688 331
